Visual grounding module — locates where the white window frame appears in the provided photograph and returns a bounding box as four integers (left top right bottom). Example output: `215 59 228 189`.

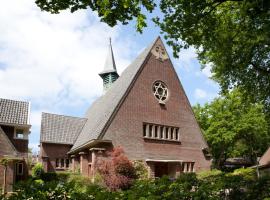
14 128 26 139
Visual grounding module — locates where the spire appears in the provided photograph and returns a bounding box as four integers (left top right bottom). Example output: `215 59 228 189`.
99 38 119 92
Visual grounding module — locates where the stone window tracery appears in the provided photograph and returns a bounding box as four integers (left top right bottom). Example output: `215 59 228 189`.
153 81 169 104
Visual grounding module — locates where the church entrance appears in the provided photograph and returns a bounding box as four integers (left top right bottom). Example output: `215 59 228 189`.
154 162 169 177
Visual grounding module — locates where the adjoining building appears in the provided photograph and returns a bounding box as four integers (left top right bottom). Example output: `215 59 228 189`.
40 37 211 178
0 98 31 191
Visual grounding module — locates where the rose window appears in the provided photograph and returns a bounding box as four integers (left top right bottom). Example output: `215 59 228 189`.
153 81 169 104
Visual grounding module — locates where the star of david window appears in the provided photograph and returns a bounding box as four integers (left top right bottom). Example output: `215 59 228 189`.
153 81 169 104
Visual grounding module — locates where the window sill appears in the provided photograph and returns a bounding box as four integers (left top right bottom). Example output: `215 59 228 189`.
143 137 181 144
55 167 69 170
13 137 28 140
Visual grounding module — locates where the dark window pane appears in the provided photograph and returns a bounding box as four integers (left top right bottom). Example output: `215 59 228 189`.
143 124 146 137
61 159 64 168
66 159 69 168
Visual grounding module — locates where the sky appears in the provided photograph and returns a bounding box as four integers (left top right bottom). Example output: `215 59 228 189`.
0 0 219 153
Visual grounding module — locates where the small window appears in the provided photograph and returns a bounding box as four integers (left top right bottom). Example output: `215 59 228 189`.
142 123 180 142
186 163 190 172
170 128 173 139
154 126 158 138
15 129 24 139
56 159 59 167
160 127 164 138
16 163 23 175
149 125 152 137
143 124 146 137
190 163 195 172
61 159 65 168
66 159 70 168
176 129 179 140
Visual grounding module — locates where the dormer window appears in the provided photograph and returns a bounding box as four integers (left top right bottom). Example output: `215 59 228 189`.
15 129 24 139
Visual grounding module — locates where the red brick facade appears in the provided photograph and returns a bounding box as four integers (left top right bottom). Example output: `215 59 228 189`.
40 143 72 172
102 52 210 172
1 125 28 155
40 38 211 179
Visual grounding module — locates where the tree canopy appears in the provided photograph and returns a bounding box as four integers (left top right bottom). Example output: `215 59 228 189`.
35 0 156 32
35 0 270 111
193 89 269 169
156 0 270 113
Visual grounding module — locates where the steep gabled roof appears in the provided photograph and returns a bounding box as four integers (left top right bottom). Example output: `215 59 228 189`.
0 126 18 157
40 112 87 145
70 38 158 152
0 98 30 125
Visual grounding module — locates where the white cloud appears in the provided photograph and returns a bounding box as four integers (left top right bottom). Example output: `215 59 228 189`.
202 63 212 78
177 47 197 71
194 88 207 99
0 0 137 150
29 142 40 154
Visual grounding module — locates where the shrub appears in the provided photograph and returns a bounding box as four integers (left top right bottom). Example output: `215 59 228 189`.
96 147 136 191
133 160 148 180
5 167 270 200
40 172 57 182
246 175 270 200
232 168 256 181
197 169 223 180
31 162 44 178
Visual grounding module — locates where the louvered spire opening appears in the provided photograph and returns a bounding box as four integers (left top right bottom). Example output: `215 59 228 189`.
99 38 119 92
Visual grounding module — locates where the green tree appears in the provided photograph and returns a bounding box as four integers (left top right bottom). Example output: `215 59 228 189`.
193 89 269 169
156 0 270 113
35 0 156 33
35 0 270 111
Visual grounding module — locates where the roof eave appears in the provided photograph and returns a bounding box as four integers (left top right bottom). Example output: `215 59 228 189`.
40 141 74 145
68 139 112 154
0 122 31 128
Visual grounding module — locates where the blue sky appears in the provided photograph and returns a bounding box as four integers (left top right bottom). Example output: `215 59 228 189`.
0 1 219 153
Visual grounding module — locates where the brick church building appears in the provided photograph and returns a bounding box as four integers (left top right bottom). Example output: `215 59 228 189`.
40 37 211 179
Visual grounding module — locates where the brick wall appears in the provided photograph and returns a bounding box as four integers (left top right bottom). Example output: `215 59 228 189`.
0 161 14 192
103 51 211 172
1 125 28 154
40 143 72 172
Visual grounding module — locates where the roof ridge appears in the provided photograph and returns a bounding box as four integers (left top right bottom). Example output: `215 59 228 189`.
42 112 87 120
0 97 29 104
